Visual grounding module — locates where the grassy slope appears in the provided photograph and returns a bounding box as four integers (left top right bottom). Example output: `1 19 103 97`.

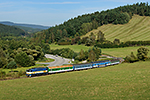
0 61 150 100
82 15 150 42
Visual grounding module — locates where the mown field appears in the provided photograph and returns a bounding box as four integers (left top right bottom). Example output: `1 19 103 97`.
82 15 150 42
50 44 93 52
0 61 150 100
50 44 150 57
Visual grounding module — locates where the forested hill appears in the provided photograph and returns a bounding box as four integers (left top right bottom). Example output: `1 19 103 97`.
32 2 150 44
0 21 50 34
0 24 26 37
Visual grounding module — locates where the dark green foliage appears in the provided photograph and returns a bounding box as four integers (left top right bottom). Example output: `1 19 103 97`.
97 31 106 43
92 47 102 59
50 48 78 59
137 47 149 61
0 35 48 68
0 49 8 68
95 41 150 48
28 55 35 66
7 61 17 72
0 70 6 80
41 43 51 54
15 52 32 67
77 47 101 61
79 49 86 61
113 39 120 45
125 47 149 63
125 52 138 63
88 50 96 62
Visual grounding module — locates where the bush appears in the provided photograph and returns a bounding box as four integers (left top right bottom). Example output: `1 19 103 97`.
137 47 149 61
0 70 6 80
125 52 138 63
7 61 17 72
15 52 31 67
18 70 26 76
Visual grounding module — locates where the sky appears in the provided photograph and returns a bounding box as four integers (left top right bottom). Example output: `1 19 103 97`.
0 0 148 26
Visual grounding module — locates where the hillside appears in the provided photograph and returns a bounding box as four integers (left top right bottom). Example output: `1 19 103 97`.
83 15 150 42
0 21 49 29
15 25 43 34
32 2 150 44
0 21 50 34
0 24 26 37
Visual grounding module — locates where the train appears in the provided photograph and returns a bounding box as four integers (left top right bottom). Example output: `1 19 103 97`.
26 59 120 77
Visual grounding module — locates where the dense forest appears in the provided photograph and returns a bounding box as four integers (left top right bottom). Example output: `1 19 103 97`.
32 2 150 45
0 38 50 69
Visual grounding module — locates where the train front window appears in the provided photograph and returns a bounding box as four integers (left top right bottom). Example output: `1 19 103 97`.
26 69 32 72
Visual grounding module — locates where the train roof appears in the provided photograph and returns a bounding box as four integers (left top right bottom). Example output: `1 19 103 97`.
26 67 48 71
47 65 73 69
92 60 110 63
73 63 92 66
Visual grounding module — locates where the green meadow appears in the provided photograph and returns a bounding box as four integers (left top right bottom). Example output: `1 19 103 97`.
50 44 93 52
0 61 150 100
50 44 150 57
82 15 150 42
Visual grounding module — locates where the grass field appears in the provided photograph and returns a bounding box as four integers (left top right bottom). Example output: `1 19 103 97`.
50 44 150 57
82 15 150 42
0 61 150 100
50 44 93 52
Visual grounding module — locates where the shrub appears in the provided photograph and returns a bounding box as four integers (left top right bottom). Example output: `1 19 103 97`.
15 52 31 67
7 61 17 72
18 70 26 76
0 70 6 80
125 52 138 63
137 47 149 61
6 72 20 78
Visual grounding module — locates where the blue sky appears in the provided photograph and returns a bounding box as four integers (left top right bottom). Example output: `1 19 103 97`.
0 0 148 26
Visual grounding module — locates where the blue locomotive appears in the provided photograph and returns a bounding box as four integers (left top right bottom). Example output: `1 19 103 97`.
26 67 48 77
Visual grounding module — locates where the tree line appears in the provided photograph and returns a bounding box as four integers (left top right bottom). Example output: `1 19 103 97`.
95 40 150 48
50 47 101 62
